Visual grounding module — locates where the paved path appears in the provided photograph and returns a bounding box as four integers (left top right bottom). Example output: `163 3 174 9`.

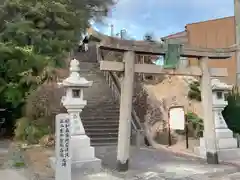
1 144 240 180
81 146 240 180
0 169 27 180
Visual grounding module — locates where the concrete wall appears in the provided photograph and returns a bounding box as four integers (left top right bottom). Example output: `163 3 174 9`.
186 16 236 84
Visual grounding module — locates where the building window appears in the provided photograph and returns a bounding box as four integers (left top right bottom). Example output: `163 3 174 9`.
179 57 188 68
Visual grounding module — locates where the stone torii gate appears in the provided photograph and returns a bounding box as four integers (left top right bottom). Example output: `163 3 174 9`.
87 29 235 171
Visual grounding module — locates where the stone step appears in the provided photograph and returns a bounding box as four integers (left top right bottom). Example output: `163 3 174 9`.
83 111 119 115
81 115 119 119
81 117 119 121
85 104 119 107
85 98 118 102
82 108 120 112
83 85 111 89
85 99 117 104
84 100 119 104
82 121 118 126
85 103 119 107
82 121 118 125
81 110 119 117
84 124 119 129
82 108 119 112
84 105 119 109
91 142 117 146
86 132 118 137
91 137 118 144
83 111 117 114
85 128 118 133
87 133 118 139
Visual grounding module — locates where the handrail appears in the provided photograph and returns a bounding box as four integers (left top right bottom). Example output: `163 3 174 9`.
105 71 143 131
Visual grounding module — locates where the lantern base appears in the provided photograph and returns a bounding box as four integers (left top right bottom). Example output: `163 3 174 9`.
50 157 101 177
50 134 102 178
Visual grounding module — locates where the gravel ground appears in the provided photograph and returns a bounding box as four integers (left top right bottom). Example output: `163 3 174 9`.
0 140 27 180
1 142 240 180
0 140 10 168
20 145 240 180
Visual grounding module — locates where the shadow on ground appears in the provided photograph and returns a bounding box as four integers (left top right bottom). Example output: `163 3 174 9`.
93 146 240 180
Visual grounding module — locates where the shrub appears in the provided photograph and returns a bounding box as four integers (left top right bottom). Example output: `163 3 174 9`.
25 82 66 133
186 112 203 138
14 117 30 141
188 81 201 101
222 86 240 134
14 117 50 144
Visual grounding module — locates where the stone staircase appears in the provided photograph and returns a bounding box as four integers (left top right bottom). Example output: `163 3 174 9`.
79 62 120 146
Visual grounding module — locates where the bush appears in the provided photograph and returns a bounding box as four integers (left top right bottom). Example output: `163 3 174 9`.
188 81 201 101
186 112 203 138
14 82 67 144
14 117 50 144
25 82 67 133
14 117 30 141
222 86 240 134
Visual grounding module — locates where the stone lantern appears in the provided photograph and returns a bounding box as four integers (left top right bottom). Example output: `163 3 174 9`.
61 58 101 173
211 79 234 143
195 79 240 161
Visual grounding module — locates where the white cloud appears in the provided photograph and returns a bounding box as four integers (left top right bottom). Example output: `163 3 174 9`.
94 0 234 39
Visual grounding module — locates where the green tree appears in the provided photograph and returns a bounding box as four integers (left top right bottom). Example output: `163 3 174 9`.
222 86 240 134
0 0 114 133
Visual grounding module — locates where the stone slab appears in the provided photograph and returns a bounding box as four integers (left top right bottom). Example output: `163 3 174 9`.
194 146 240 161
73 172 122 180
72 146 95 161
200 137 238 149
71 135 91 148
218 138 238 149
49 156 101 175
215 129 234 139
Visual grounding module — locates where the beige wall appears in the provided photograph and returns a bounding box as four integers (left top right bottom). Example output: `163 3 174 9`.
186 16 236 84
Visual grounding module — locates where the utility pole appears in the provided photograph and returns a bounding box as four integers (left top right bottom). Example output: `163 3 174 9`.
235 0 240 86
110 24 114 36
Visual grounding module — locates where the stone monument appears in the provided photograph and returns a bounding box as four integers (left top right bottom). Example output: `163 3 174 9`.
195 79 240 160
55 114 72 180
50 59 101 179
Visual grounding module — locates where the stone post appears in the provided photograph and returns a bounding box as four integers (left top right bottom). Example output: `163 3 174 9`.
200 57 218 164
117 51 135 171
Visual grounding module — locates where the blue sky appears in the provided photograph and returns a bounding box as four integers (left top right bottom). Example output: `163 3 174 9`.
92 0 234 40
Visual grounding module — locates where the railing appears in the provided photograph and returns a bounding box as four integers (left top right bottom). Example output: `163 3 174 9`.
103 70 145 146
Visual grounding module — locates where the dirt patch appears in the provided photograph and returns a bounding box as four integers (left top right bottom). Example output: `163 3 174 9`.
23 146 54 179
